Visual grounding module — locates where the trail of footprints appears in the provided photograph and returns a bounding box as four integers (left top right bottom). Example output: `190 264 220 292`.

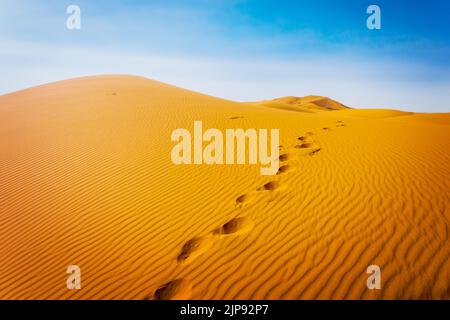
150 120 346 299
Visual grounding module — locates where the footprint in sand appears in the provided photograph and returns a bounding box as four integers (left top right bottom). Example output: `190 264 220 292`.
298 132 315 140
258 180 280 191
149 278 192 300
279 153 294 162
257 180 288 196
322 127 331 131
310 148 321 155
235 193 259 207
213 217 254 236
177 236 213 265
293 139 321 156
336 120 346 127
295 142 316 149
230 116 244 120
236 194 248 204
276 164 292 175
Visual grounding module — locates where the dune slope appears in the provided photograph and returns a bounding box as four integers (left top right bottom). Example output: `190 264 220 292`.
0 75 449 299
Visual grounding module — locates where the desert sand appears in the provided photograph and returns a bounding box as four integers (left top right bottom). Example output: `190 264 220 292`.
0 75 449 299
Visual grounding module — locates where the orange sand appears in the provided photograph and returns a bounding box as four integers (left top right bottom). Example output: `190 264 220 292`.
0 75 449 299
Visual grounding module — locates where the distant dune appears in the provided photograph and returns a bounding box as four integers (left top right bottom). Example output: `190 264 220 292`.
0 75 449 299
251 95 349 113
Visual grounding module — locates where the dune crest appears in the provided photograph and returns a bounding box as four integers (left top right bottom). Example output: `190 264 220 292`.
252 95 349 113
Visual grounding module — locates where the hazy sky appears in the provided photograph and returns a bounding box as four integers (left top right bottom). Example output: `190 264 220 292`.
1 0 449 112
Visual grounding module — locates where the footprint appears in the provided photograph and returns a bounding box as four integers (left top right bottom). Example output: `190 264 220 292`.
236 192 257 206
279 153 292 162
258 180 280 191
177 237 213 264
297 136 307 141
150 279 192 300
322 127 331 131
236 194 248 204
276 164 291 175
295 143 314 149
310 148 321 155
306 131 314 136
230 116 244 120
213 217 254 236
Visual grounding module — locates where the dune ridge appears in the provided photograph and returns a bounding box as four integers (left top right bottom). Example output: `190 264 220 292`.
251 95 349 113
0 75 449 299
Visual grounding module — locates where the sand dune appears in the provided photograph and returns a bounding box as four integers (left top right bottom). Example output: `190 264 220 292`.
0 75 449 299
252 95 349 113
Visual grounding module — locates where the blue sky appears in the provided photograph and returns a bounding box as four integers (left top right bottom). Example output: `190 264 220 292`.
1 0 449 111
